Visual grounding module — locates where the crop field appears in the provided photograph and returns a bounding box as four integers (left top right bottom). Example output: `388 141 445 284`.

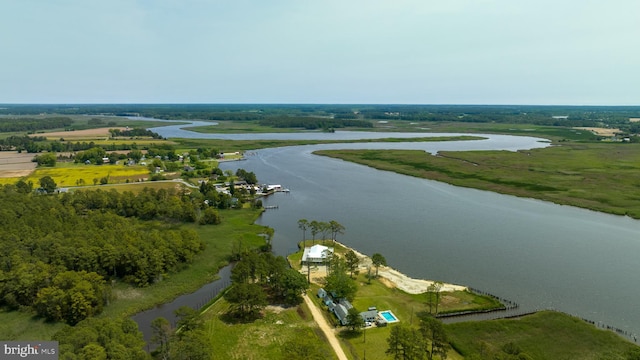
33 127 124 140
23 163 150 187
0 152 37 180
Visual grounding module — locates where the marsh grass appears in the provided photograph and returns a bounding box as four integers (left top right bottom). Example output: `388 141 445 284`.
447 311 639 359
315 142 640 218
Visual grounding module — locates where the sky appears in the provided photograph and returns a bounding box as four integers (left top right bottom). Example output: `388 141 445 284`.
1 0 639 105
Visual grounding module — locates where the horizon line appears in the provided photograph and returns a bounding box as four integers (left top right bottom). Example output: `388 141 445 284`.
2 103 640 107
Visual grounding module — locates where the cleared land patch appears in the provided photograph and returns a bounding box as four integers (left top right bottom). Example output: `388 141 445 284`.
0 152 37 179
30 127 125 140
574 127 620 136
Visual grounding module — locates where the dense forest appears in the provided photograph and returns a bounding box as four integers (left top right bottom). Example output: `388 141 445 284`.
0 116 73 132
0 185 209 325
257 116 372 130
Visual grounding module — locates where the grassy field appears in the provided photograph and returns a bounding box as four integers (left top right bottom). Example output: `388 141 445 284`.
201 297 338 360
0 207 268 340
446 311 639 359
314 141 640 219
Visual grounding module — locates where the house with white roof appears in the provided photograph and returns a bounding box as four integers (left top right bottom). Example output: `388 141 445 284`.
301 244 333 265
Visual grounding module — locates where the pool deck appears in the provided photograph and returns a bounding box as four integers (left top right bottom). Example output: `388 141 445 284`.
379 310 399 324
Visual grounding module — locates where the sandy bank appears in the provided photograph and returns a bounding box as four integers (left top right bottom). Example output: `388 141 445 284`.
345 244 467 294
302 241 467 294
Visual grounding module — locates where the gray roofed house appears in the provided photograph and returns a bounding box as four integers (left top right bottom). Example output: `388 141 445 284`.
360 310 378 323
317 288 327 299
334 304 350 325
327 301 336 312
338 299 353 309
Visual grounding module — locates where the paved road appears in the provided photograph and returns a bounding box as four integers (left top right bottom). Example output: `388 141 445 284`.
303 293 349 360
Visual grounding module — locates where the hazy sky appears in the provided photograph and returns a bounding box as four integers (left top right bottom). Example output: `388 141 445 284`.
2 0 639 105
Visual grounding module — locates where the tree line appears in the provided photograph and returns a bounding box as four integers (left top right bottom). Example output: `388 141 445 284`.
296 219 345 245
0 135 164 153
258 116 372 130
0 117 73 132
109 127 164 139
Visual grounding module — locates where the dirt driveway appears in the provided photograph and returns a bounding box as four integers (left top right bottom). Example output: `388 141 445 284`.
303 294 348 360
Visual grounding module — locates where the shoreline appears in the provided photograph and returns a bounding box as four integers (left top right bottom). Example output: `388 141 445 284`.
342 242 468 294
304 240 467 294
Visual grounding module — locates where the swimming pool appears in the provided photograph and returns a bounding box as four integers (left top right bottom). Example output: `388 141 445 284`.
379 310 399 323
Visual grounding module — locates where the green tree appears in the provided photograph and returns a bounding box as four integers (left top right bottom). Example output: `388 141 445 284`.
309 220 320 245
39 175 57 193
53 318 147 360
174 306 203 335
199 207 220 225
427 281 443 315
34 152 57 167
224 282 267 319
324 259 357 301
79 343 107 360
278 268 309 305
297 218 309 242
168 329 211 360
151 317 172 360
418 312 450 360
344 250 360 278
15 179 33 193
386 324 424 360
328 220 345 242
371 253 387 278
34 270 109 325
346 307 365 332
128 149 144 162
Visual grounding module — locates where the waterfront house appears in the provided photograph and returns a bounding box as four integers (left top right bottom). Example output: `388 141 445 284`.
301 245 333 265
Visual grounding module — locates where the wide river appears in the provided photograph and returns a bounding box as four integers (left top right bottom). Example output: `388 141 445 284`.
149 120 640 339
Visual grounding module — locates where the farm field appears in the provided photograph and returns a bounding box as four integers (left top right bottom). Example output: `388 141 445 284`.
32 127 126 140
0 151 37 179
21 163 151 188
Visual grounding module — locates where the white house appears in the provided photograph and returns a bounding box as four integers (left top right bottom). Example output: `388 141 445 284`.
301 244 333 265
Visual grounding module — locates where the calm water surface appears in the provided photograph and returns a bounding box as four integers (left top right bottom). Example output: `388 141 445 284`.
143 118 640 338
